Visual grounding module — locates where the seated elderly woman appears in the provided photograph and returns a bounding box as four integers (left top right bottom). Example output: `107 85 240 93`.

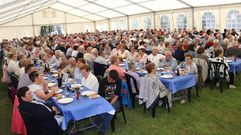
28 71 57 105
108 56 126 80
177 54 198 104
126 62 140 93
17 86 63 135
213 49 236 89
139 63 172 109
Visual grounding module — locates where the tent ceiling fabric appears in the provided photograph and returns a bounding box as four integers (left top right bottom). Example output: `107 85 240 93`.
0 0 241 24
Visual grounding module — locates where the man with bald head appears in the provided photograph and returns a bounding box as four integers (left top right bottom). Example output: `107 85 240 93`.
225 41 241 58
147 46 165 66
159 51 178 70
62 57 77 77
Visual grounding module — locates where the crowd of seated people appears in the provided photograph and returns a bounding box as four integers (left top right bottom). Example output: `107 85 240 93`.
1 28 241 135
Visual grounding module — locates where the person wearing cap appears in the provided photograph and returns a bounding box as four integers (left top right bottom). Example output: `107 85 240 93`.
137 46 148 64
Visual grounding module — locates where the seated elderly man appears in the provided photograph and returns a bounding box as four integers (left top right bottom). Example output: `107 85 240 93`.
159 51 178 71
147 46 165 66
62 57 77 77
225 41 241 58
17 86 63 135
80 64 99 92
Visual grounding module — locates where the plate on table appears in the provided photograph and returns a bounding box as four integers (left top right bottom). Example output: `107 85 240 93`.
225 60 233 63
71 84 83 89
52 74 58 77
160 75 173 79
58 97 74 104
48 89 63 94
81 91 100 99
157 68 164 71
119 63 126 66
138 70 147 73
51 70 58 73
81 91 96 96
48 83 56 87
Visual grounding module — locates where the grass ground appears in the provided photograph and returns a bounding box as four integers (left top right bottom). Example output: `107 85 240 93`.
0 74 241 135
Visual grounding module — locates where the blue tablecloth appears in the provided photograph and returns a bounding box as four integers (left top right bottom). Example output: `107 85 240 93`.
47 76 114 130
228 59 241 74
137 71 196 94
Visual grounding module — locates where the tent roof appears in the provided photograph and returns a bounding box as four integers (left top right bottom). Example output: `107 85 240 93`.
1 0 241 24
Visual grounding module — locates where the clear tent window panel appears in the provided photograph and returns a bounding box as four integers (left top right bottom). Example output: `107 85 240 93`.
176 14 187 30
202 12 215 30
226 10 241 31
131 19 139 29
160 15 170 30
118 20 126 30
111 22 117 30
84 24 91 32
144 17 151 29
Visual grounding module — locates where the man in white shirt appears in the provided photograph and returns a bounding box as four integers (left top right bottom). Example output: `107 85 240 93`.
80 64 99 92
148 46 165 66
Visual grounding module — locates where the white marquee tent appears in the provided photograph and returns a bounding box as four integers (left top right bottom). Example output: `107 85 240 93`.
1 0 241 39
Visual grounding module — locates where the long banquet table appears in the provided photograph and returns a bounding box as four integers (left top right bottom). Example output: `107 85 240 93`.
46 74 115 130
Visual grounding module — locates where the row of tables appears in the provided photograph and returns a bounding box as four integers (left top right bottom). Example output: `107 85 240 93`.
45 58 241 131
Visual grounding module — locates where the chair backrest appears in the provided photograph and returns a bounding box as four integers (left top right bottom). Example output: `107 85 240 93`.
9 73 19 89
19 109 35 135
87 60 94 72
95 75 103 84
209 61 228 79
93 62 109 77
125 73 139 95
196 64 204 86
193 58 208 81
